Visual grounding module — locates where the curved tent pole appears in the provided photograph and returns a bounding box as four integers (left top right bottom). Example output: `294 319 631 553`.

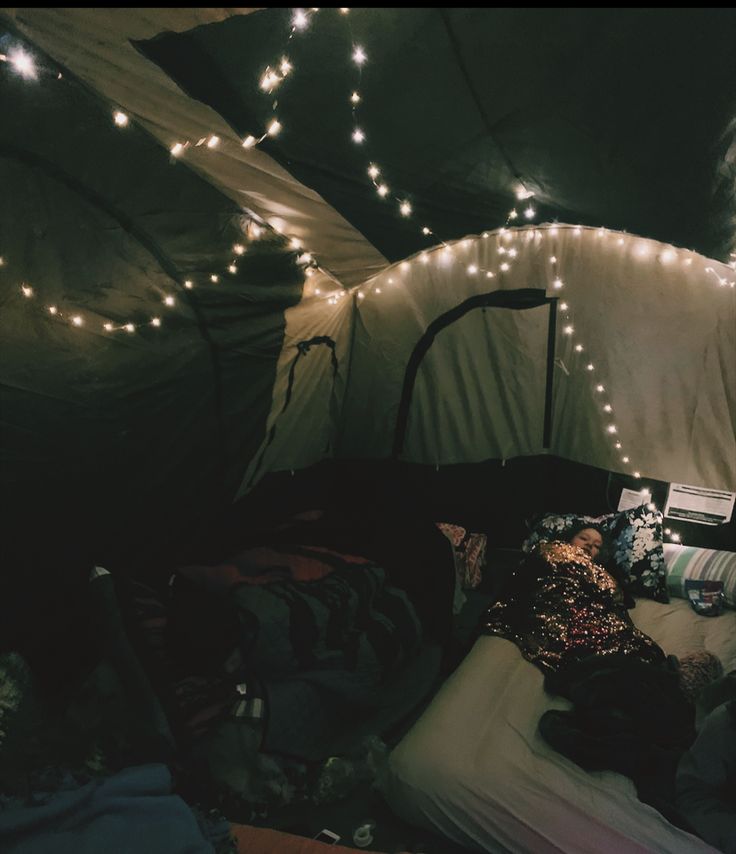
245 335 339 490
391 288 557 460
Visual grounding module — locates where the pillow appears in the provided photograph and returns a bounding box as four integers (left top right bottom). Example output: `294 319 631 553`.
436 522 486 588
522 504 668 602
664 544 736 608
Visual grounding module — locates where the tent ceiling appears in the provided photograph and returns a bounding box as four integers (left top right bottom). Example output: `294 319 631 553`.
136 7 736 265
3 8 735 286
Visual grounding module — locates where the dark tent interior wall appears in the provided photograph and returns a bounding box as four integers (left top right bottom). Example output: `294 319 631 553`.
0 44 306 568
1 7 736 853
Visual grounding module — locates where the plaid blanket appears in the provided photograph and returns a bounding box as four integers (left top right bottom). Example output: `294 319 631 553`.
172 546 421 680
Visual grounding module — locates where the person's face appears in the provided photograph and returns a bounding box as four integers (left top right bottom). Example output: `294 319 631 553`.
570 528 603 559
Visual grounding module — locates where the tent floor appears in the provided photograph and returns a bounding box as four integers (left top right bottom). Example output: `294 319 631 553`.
260 777 476 853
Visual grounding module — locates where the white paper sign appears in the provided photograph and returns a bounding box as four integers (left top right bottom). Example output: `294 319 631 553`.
664 483 736 526
617 488 652 512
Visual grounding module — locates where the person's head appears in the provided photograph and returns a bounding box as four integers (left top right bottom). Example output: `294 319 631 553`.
567 524 605 560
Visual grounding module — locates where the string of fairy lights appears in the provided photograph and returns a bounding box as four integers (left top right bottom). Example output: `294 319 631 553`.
0 37 332 335
4 13 735 543
262 8 734 543
356 221 734 542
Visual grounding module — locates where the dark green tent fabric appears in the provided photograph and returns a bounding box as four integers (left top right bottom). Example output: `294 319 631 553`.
137 8 736 262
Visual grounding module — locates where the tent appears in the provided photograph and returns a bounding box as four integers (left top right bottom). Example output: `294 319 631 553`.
2 9 736 852
1 7 735 578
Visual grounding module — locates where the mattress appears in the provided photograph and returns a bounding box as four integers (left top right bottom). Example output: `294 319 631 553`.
385 598 736 853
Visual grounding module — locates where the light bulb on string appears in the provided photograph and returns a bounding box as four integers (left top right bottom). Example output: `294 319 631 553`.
8 48 37 79
352 128 365 143
292 9 309 30
113 110 129 127
352 46 367 65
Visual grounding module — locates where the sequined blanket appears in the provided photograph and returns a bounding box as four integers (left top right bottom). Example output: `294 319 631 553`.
481 541 665 674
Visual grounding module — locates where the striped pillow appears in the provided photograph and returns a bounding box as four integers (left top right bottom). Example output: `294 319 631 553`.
664 544 736 608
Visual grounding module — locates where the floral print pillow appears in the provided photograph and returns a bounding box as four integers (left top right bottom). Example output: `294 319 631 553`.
522 504 669 602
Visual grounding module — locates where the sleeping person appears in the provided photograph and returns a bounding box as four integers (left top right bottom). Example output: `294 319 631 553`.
479 524 697 827
480 524 664 673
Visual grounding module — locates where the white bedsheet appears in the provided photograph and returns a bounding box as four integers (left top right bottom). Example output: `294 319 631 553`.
386 598 736 853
